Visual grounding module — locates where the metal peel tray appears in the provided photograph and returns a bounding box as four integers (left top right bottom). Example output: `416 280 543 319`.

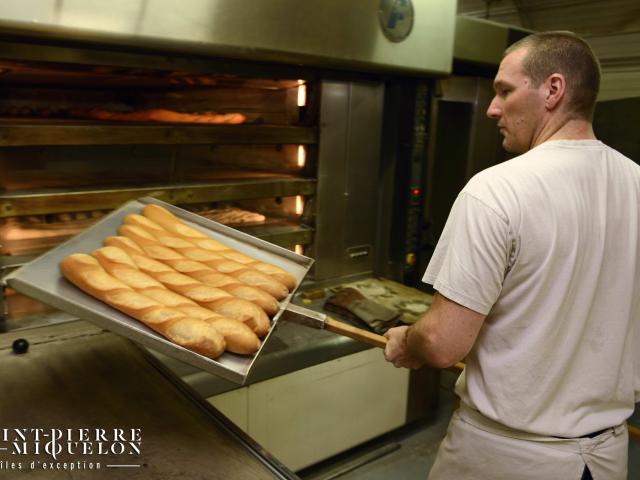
5 197 314 384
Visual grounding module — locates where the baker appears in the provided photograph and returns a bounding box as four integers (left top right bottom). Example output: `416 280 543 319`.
384 31 639 480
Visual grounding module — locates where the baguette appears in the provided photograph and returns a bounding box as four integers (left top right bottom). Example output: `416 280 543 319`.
198 257 289 300
103 236 270 336
141 205 211 239
119 223 288 303
59 253 226 358
92 246 260 354
83 108 246 125
103 235 144 254
153 256 279 316
121 219 280 314
140 205 297 290
213 251 296 291
204 316 261 355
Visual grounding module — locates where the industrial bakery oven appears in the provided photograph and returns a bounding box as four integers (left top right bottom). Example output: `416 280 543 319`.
0 54 319 331
0 0 457 333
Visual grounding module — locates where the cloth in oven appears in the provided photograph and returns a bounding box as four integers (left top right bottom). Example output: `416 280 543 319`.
324 287 400 334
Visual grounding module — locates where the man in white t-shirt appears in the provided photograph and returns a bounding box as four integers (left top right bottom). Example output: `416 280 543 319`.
384 31 639 480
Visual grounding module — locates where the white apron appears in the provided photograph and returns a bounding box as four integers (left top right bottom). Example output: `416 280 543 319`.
428 404 628 480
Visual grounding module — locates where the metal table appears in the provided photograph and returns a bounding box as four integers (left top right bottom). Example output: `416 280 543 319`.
0 321 298 479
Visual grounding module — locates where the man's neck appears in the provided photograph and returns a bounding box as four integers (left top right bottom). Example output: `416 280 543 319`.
531 116 596 149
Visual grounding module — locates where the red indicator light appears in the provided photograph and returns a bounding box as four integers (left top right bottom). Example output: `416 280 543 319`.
410 187 421 197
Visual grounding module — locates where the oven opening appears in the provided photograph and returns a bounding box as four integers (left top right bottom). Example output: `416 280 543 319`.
0 58 317 330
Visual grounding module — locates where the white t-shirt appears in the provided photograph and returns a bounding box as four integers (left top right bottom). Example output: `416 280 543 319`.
424 139 640 437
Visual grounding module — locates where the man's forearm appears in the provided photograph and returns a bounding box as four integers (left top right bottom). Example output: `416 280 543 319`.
405 315 455 368
405 293 486 368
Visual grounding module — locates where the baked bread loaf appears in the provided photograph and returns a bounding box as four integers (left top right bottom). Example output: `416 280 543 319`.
103 235 270 337
202 207 266 225
60 253 226 358
122 215 281 311
77 107 246 124
141 204 297 290
120 219 288 302
92 246 260 354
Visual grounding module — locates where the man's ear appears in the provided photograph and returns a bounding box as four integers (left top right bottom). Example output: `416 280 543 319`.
545 73 566 111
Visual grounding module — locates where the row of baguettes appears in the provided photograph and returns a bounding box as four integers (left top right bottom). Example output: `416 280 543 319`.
95 245 262 352
118 220 284 311
102 235 271 336
61 253 228 358
141 204 297 290
60 248 261 357
59 204 298 359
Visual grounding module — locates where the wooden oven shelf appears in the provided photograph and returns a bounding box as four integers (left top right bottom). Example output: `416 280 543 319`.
0 122 317 146
0 178 316 217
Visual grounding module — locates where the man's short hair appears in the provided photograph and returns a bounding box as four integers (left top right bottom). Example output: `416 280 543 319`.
505 31 601 120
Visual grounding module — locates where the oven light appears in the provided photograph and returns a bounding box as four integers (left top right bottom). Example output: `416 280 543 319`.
297 80 307 107
297 145 306 167
295 195 304 215
294 244 304 255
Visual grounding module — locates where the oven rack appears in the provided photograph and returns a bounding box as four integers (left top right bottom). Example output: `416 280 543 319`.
236 219 313 247
0 177 316 217
0 221 313 262
0 122 316 146
0 119 317 147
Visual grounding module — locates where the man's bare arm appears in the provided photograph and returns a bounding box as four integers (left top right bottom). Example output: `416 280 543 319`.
384 292 486 369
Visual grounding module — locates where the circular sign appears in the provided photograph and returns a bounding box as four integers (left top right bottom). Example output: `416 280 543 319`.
378 0 415 43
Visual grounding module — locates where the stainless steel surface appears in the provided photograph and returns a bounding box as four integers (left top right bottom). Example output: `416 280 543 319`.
313 80 385 281
159 276 426 398
431 75 505 179
279 302 326 330
0 254 37 269
454 16 533 66
0 320 298 479
239 222 314 249
155 275 381 397
157 301 373 398
0 0 456 76
454 16 510 66
5 197 313 384
433 75 480 102
424 74 506 248
5 274 386 405
0 37 306 79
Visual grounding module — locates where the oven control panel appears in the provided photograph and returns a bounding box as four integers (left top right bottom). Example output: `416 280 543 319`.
403 83 429 284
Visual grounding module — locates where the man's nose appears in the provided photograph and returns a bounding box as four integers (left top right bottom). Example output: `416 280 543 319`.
486 97 501 119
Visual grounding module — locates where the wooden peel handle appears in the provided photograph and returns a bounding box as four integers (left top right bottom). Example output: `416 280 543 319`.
324 317 388 349
324 316 467 375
